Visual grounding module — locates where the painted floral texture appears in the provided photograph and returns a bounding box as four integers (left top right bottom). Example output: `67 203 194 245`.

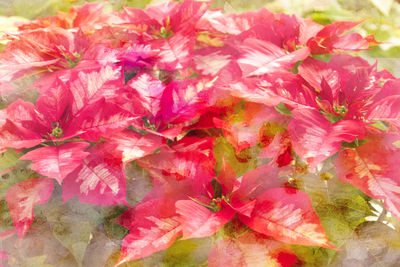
1 1 400 266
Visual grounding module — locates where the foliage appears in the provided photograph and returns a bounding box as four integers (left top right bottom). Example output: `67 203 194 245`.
1 0 400 266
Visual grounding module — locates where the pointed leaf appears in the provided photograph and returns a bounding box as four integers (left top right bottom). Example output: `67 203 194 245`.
237 38 309 77
193 47 233 76
69 2 108 30
171 0 211 32
138 137 214 173
0 41 59 82
0 27 84 82
20 142 90 184
153 32 195 71
62 145 127 205
197 8 274 35
5 178 54 238
288 108 364 169
144 2 180 24
65 99 137 141
144 126 184 140
335 133 400 218
68 65 123 117
4 99 46 129
232 164 287 200
127 73 165 117
176 200 235 239
227 73 317 109
35 76 72 126
216 155 236 194
138 148 215 196
307 21 370 54
367 95 400 131
117 199 181 265
160 78 215 125
107 130 163 163
0 120 43 150
53 220 93 266
298 57 340 100
239 188 335 248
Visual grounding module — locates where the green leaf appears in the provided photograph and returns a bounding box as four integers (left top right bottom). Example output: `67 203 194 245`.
369 121 390 131
312 54 333 63
342 139 369 148
53 220 93 267
214 137 258 177
162 237 212 267
0 163 35 199
10 0 60 19
104 221 129 241
0 149 20 171
112 0 152 10
275 103 292 116
22 255 54 267
34 196 101 266
310 7 356 25
369 0 393 15
292 245 336 267
331 221 400 265
294 158 372 265
101 205 129 241
0 199 12 230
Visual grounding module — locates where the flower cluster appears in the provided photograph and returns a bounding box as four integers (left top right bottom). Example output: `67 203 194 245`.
0 1 399 266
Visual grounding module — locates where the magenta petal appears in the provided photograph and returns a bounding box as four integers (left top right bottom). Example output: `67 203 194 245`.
238 38 309 77
239 188 335 249
176 200 235 239
127 73 165 117
20 142 90 184
117 199 181 265
62 145 127 205
335 133 400 219
107 130 163 163
288 108 364 169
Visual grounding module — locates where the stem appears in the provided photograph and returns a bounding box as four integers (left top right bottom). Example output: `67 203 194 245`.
377 208 388 223
324 180 331 202
187 196 214 210
64 138 86 143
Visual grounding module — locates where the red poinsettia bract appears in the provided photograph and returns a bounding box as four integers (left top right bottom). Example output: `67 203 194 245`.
1 0 398 266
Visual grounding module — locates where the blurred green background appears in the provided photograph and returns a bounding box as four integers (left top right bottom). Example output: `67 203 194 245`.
1 0 400 76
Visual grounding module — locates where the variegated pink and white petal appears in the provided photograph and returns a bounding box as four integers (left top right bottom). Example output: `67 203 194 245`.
20 142 90 184
335 133 400 219
239 188 335 249
6 178 54 239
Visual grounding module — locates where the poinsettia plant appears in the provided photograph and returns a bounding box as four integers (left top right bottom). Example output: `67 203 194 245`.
0 1 399 266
